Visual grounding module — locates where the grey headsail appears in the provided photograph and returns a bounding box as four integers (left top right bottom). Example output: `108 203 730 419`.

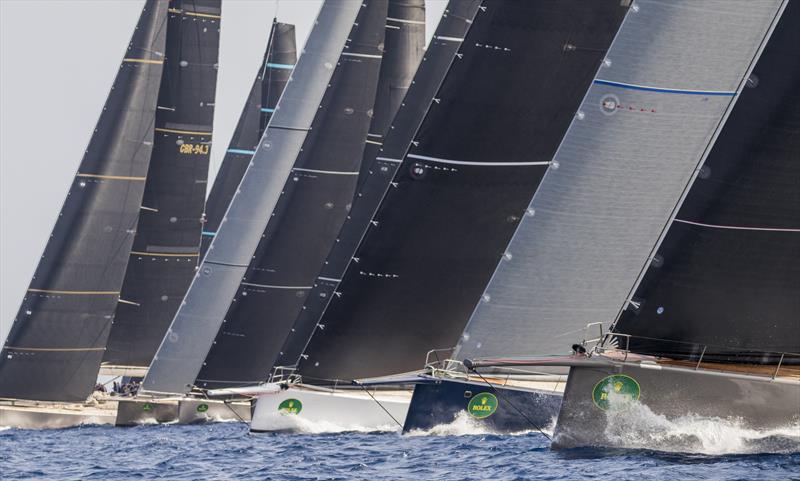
200 21 297 259
193 0 390 390
611 1 799 365
455 0 787 362
275 0 468 377
101 0 222 373
143 1 372 395
0 0 168 403
296 0 630 383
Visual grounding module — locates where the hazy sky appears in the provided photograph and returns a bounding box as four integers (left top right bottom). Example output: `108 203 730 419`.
0 0 447 342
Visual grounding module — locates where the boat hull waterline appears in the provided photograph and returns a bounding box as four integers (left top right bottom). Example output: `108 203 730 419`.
250 386 411 433
553 360 800 451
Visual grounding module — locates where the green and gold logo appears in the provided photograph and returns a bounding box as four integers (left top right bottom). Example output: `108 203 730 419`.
278 398 302 415
592 374 640 410
467 392 498 419
196 403 209 413
142 402 152 412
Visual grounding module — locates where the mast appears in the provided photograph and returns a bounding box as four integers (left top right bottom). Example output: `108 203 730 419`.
611 1 799 364
195 0 425 390
454 0 788 362
101 0 222 374
200 21 297 259
0 0 169 403
274 0 468 377
142 1 380 395
295 0 630 383
193 0 390 390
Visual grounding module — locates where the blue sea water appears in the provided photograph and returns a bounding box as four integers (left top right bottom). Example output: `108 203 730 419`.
2 423 798 480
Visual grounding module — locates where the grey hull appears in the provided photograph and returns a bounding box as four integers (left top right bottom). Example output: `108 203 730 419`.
0 403 116 429
114 398 179 426
552 361 800 450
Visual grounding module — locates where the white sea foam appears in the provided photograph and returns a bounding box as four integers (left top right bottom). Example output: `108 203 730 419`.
601 392 800 455
253 412 400 434
406 411 557 437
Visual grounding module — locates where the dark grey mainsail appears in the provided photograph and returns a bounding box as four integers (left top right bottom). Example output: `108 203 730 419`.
101 0 222 373
274 0 471 376
455 0 787 362
142 1 375 395
193 0 391 390
200 21 297 259
610 0 799 365
296 0 630 383
0 0 168 403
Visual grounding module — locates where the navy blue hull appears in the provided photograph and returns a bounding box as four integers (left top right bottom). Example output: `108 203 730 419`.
402 377 562 434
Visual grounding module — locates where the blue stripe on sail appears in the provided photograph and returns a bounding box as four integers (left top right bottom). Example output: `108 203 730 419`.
227 148 256 155
261 108 276 113
202 231 216 237
266 62 295 70
593 79 737 96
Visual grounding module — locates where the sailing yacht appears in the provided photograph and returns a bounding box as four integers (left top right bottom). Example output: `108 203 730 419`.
0 0 170 429
464 0 796 449
115 15 297 427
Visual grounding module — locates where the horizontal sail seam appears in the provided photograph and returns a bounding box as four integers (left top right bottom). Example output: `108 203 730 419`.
27 289 119 295
167 8 221 20
3 346 106 352
386 17 426 25
376 156 403 163
293 168 360 175
155 127 212 136
341 52 383 59
76 173 146 181
227 148 256 155
593 79 737 96
407 154 552 167
241 282 313 290
130 251 199 257
434 36 465 42
266 62 295 70
122 58 163 65
674 218 800 233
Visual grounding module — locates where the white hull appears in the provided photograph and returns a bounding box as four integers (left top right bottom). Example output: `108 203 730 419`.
0 400 117 429
250 386 412 433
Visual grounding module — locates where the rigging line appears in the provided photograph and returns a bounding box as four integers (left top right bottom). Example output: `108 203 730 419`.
467 366 552 441
353 381 404 430
673 218 800 233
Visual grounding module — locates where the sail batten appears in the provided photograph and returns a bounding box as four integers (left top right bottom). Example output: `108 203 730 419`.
0 0 169 403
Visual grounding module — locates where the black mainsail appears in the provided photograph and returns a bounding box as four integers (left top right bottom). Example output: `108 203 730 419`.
200 21 297 259
193 0 391 390
0 1 169 403
295 0 630 383
143 1 386 394
101 0 222 372
611 1 800 365
274 0 467 376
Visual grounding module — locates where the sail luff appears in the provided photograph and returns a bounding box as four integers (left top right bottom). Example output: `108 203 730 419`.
101 0 222 370
200 21 297 259
454 0 788 362
142 1 368 395
0 0 169 403
193 0 390 390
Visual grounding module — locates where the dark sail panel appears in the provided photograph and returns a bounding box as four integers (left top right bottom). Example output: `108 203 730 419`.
613 3 800 364
357 0 426 187
0 1 168 402
192 0 389 389
297 0 629 382
102 0 222 370
275 0 474 374
200 21 297 258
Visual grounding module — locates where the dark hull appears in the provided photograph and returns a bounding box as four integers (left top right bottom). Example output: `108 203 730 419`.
115 398 179 426
553 361 800 450
114 398 249 426
402 377 561 434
